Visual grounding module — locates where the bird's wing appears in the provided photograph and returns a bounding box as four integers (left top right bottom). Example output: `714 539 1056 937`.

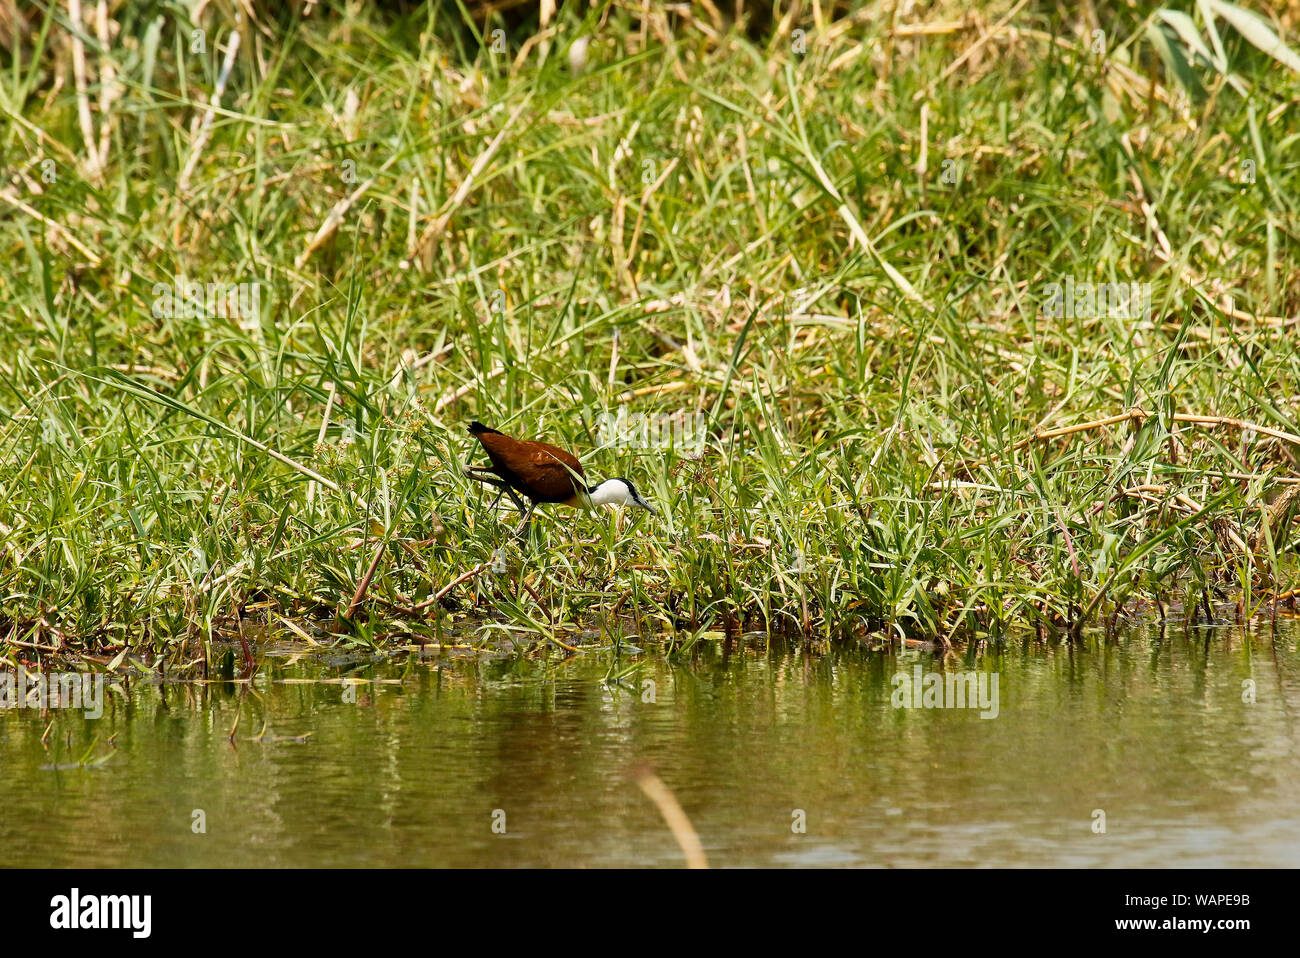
475 432 585 501
511 441 585 501
520 440 584 476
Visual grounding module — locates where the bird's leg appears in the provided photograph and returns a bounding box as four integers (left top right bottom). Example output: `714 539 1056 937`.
512 501 536 543
464 462 529 521
491 486 532 517
465 463 512 506
463 463 505 486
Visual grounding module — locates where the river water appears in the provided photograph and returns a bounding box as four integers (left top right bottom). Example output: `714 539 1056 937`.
2 618 1298 867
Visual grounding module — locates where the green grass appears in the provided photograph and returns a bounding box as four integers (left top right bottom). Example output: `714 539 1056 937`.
2 0 1299 666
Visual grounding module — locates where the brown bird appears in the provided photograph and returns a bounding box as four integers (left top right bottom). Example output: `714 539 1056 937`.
463 421 657 539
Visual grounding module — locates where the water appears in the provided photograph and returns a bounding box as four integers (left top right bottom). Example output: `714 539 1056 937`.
3 618 1299 867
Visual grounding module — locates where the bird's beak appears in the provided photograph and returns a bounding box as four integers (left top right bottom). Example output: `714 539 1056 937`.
636 496 658 516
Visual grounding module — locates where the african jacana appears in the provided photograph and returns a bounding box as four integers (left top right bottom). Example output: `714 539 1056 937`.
463 421 657 538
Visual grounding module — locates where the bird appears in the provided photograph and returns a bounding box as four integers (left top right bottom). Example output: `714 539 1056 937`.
463 421 657 539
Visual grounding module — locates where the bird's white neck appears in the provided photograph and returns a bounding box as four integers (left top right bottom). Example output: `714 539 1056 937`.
587 478 636 508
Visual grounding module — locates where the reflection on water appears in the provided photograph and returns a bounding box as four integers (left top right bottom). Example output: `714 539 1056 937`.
2 618 1299 867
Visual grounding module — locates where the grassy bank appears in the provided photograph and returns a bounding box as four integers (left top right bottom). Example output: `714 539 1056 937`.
2 0 1299 666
